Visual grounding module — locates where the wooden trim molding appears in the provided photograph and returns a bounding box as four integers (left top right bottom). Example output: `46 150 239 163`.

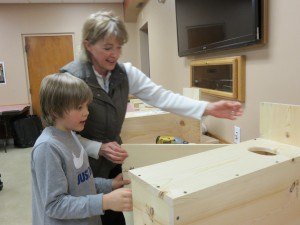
190 56 246 102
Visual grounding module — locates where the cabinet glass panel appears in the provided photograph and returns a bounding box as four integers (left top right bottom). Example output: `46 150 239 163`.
192 64 233 93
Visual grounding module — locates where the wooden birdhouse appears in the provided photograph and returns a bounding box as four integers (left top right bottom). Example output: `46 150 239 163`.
128 102 300 225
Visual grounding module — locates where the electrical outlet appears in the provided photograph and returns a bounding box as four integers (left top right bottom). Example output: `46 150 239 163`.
234 126 241 144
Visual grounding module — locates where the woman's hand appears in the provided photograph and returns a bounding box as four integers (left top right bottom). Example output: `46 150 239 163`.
204 100 243 120
99 142 128 164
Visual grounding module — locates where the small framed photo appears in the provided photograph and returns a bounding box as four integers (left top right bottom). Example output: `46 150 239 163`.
0 61 6 84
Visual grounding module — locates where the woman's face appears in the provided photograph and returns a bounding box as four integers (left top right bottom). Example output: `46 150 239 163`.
85 36 122 75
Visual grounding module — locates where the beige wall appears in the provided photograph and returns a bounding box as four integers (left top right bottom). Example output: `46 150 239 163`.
136 0 300 143
0 3 138 106
2 1 300 143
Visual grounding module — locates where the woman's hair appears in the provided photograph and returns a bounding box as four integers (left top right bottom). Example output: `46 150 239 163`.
80 11 128 62
39 73 93 126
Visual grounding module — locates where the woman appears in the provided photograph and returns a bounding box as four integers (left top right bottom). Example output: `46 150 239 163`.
61 11 243 225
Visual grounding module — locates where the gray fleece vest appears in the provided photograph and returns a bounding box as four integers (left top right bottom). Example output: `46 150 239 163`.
60 60 129 178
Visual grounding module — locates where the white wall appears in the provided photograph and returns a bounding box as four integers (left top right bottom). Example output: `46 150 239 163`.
136 0 300 143
0 3 138 106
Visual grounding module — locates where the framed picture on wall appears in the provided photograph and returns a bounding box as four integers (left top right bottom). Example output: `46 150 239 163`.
0 61 6 84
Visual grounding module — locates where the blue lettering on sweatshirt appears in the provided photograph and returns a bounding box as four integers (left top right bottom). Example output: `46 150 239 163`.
77 167 93 185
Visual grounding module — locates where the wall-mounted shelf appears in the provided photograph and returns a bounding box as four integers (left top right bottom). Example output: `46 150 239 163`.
190 56 245 102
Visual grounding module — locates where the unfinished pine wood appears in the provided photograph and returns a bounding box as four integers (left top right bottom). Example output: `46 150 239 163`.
122 143 227 225
260 102 300 147
129 138 300 225
121 111 201 144
122 144 227 177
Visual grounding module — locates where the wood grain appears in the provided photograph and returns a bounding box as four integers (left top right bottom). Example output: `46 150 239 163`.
129 138 300 225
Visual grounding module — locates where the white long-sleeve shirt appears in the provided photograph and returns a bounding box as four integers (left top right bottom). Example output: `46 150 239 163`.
82 62 209 159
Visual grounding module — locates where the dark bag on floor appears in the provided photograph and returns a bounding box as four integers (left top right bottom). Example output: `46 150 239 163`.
12 115 43 148
0 174 3 191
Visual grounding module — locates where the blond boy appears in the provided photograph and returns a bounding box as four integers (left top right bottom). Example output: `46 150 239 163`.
31 73 132 225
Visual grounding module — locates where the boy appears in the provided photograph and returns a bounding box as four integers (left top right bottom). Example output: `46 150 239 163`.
31 73 132 225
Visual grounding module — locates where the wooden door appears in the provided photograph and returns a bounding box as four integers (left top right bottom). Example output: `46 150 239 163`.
25 35 74 116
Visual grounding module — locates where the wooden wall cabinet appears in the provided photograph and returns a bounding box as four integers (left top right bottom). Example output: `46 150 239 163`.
190 56 245 102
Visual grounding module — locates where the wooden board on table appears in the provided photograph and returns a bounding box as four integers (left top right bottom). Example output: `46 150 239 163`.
121 111 201 144
260 102 300 147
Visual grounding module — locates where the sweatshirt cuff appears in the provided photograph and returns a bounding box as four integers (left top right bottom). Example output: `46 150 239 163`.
89 193 105 216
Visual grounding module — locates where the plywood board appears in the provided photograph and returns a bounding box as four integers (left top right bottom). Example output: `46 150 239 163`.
122 143 227 225
122 144 227 177
121 111 201 144
129 138 300 225
260 102 300 147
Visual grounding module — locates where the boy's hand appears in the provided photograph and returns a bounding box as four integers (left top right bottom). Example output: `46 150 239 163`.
102 188 132 212
112 173 131 190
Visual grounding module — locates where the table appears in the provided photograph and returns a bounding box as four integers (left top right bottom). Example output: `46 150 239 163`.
0 104 30 152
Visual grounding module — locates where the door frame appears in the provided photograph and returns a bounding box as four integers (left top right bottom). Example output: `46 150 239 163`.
22 33 75 114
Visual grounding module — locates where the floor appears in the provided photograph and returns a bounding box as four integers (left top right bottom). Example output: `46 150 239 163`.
0 145 32 225
0 144 133 225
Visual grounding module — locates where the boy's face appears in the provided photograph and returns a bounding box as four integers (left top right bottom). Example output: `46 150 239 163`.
85 36 122 75
55 101 89 132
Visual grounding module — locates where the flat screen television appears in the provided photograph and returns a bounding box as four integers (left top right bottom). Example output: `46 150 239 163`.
175 0 262 56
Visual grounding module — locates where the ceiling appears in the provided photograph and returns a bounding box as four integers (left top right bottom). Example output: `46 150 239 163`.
0 0 147 22
0 0 123 3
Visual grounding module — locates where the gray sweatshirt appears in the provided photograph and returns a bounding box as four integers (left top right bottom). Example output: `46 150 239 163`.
31 126 112 225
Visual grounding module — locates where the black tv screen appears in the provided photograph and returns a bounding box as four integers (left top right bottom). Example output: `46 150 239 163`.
175 0 261 56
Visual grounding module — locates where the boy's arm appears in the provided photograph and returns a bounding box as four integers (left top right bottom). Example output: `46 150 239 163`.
94 173 131 194
32 143 104 219
95 173 131 194
94 178 113 194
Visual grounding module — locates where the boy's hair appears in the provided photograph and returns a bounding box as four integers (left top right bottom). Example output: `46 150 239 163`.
80 10 128 62
39 73 93 126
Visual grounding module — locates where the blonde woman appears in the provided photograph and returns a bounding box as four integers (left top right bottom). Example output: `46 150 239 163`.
61 11 243 225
